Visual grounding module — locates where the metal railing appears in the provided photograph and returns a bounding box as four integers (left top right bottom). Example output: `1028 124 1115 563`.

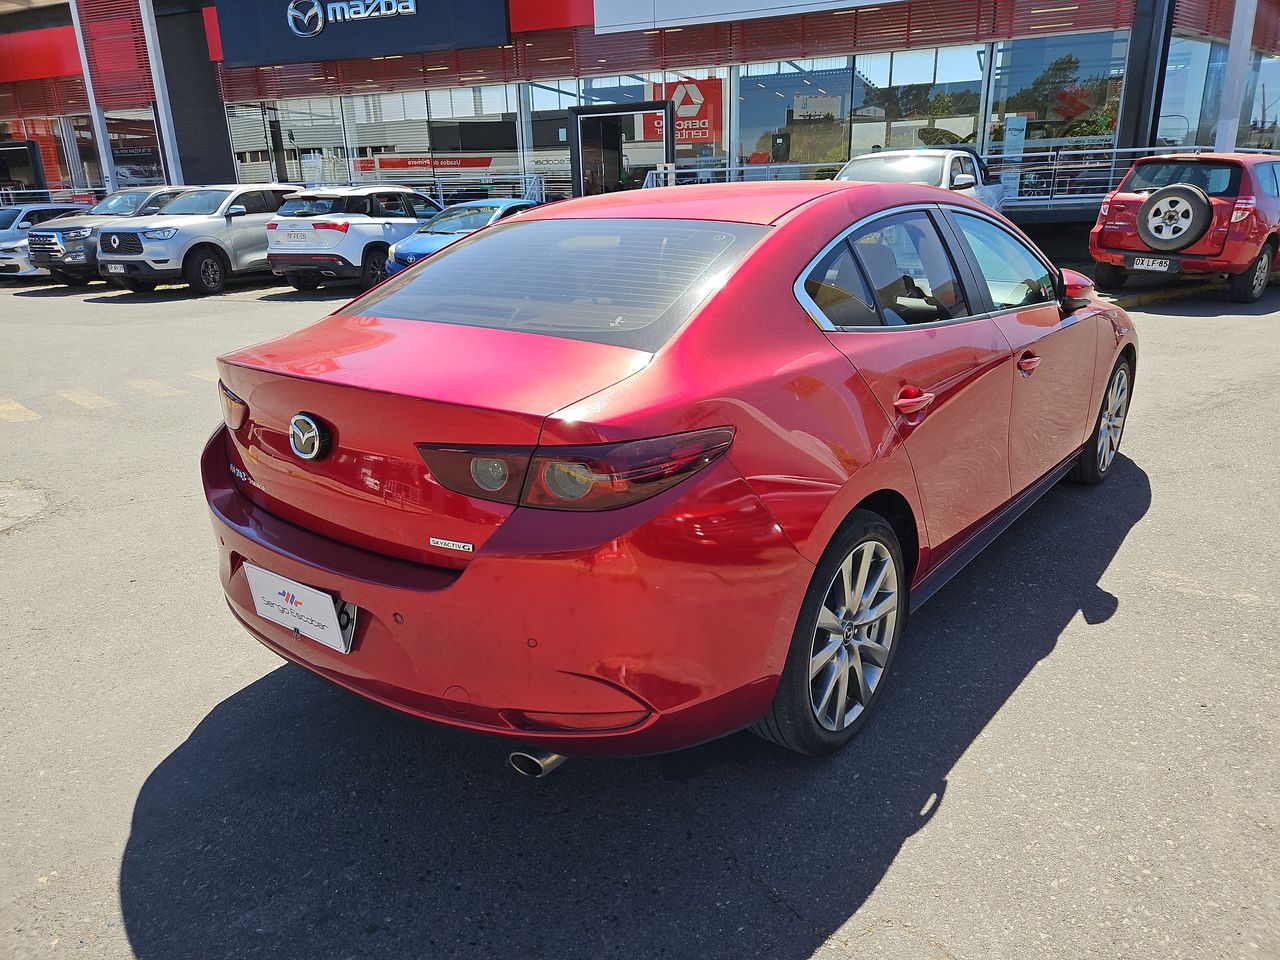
641 146 1280 209
0 186 107 207
294 174 550 205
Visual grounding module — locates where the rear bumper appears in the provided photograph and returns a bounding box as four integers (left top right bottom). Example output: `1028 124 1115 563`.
269 253 361 279
202 427 811 756
1089 235 1256 274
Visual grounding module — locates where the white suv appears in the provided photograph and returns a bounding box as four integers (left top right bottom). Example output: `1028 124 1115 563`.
267 186 443 290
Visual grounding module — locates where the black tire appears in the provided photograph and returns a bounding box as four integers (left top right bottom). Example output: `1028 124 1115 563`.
48 269 90 287
119 278 158 294
285 272 321 292
360 247 389 289
1069 357 1132 485
752 509 907 755
183 246 228 295
1092 261 1128 291
1228 244 1273 304
1136 184 1212 252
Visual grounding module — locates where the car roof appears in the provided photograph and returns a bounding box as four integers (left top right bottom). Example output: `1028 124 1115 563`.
1 202 87 212
846 149 954 159
183 183 300 191
1136 152 1268 164
517 181 905 226
286 185 420 197
441 198 531 209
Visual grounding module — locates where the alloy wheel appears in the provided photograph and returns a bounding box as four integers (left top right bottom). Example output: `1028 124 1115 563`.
200 257 222 289
1098 365 1129 473
1253 248 1272 299
808 540 898 732
1146 197 1191 241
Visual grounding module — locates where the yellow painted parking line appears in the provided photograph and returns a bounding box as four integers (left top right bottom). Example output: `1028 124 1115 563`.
58 389 117 409
0 399 40 422
126 379 187 397
188 370 220 383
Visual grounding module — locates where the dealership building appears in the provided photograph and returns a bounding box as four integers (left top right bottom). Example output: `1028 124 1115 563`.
0 0 1277 211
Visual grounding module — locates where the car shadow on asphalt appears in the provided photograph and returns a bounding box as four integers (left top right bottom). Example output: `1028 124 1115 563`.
118 457 1151 960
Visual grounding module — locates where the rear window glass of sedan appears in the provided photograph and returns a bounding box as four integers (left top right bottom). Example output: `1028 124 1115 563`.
159 190 232 215
346 218 769 351
1123 161 1241 198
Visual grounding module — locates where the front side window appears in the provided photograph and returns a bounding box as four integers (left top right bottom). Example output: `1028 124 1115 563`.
952 213 1055 310
802 241 879 327
0 209 22 229
850 212 970 325
140 191 183 215
346 218 769 351
408 195 440 218
90 190 150 216
159 190 232 216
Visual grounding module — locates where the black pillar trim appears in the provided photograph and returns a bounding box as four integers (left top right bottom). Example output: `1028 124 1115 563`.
154 10 237 185
1116 0 1177 149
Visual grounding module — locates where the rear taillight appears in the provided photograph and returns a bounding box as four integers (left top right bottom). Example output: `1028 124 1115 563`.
1099 191 1116 216
313 221 350 233
1231 196 1256 223
266 222 278 230
417 427 735 512
219 381 247 430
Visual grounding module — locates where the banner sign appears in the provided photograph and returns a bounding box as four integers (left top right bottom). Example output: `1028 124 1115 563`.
642 79 723 144
352 156 495 172
213 0 510 68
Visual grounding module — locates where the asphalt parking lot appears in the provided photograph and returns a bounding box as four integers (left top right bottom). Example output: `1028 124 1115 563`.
1 274 1277 960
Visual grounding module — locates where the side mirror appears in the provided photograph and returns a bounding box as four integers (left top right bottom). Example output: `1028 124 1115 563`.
226 204 248 218
950 173 977 190
17 221 32 229
1060 267 1094 311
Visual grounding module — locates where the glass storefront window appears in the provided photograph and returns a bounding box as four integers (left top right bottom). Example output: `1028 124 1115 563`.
987 30 1129 153
105 110 166 186
850 45 985 153
427 83 520 186
226 98 346 185
1240 53 1278 149
344 92 430 182
1156 35 1224 146
738 58 853 168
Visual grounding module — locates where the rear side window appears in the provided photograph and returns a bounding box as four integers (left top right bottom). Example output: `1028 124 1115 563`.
850 212 971 325
1257 163 1280 198
345 218 769 351
1123 161 1241 198
801 241 879 327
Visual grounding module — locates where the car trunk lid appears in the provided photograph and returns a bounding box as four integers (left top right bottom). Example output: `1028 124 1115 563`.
217 314 651 568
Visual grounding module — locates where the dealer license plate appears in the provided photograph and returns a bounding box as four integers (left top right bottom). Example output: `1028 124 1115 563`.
243 563 358 654
106 263 125 274
1131 257 1172 272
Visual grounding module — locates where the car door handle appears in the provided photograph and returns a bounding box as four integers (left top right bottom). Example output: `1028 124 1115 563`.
1017 353 1042 374
893 390 936 415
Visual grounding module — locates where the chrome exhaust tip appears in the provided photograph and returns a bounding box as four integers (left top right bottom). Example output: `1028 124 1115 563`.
508 749 568 778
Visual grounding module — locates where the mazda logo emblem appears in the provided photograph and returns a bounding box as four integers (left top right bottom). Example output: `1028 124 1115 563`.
287 0 325 37
289 413 330 461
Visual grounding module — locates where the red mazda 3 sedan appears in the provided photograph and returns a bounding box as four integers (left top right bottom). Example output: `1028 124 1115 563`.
204 181 1136 765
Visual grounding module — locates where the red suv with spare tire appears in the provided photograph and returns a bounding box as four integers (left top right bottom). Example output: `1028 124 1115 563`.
1089 153 1280 303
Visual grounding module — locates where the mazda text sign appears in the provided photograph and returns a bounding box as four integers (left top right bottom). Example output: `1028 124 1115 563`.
213 0 509 68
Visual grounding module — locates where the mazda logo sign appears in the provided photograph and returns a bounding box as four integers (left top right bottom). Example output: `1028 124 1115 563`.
287 0 325 37
289 413 330 461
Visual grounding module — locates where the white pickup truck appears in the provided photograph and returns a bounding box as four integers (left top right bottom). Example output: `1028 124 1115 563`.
835 149 1006 212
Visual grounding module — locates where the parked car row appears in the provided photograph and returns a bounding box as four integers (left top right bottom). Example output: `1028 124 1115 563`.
1 184 539 296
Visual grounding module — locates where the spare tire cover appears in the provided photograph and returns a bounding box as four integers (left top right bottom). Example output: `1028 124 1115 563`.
1136 183 1213 252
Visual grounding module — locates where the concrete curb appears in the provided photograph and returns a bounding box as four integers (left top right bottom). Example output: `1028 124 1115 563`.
1102 280 1221 310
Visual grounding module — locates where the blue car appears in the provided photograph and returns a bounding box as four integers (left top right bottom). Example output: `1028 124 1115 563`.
385 198 538 276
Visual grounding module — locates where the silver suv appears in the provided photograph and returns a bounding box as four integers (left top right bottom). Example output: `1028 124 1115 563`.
96 184 298 295
26 186 186 286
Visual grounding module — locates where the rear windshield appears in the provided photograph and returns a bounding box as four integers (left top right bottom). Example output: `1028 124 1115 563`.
837 155 945 186
278 195 364 217
159 190 231 215
1123 161 1241 198
345 218 769 351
